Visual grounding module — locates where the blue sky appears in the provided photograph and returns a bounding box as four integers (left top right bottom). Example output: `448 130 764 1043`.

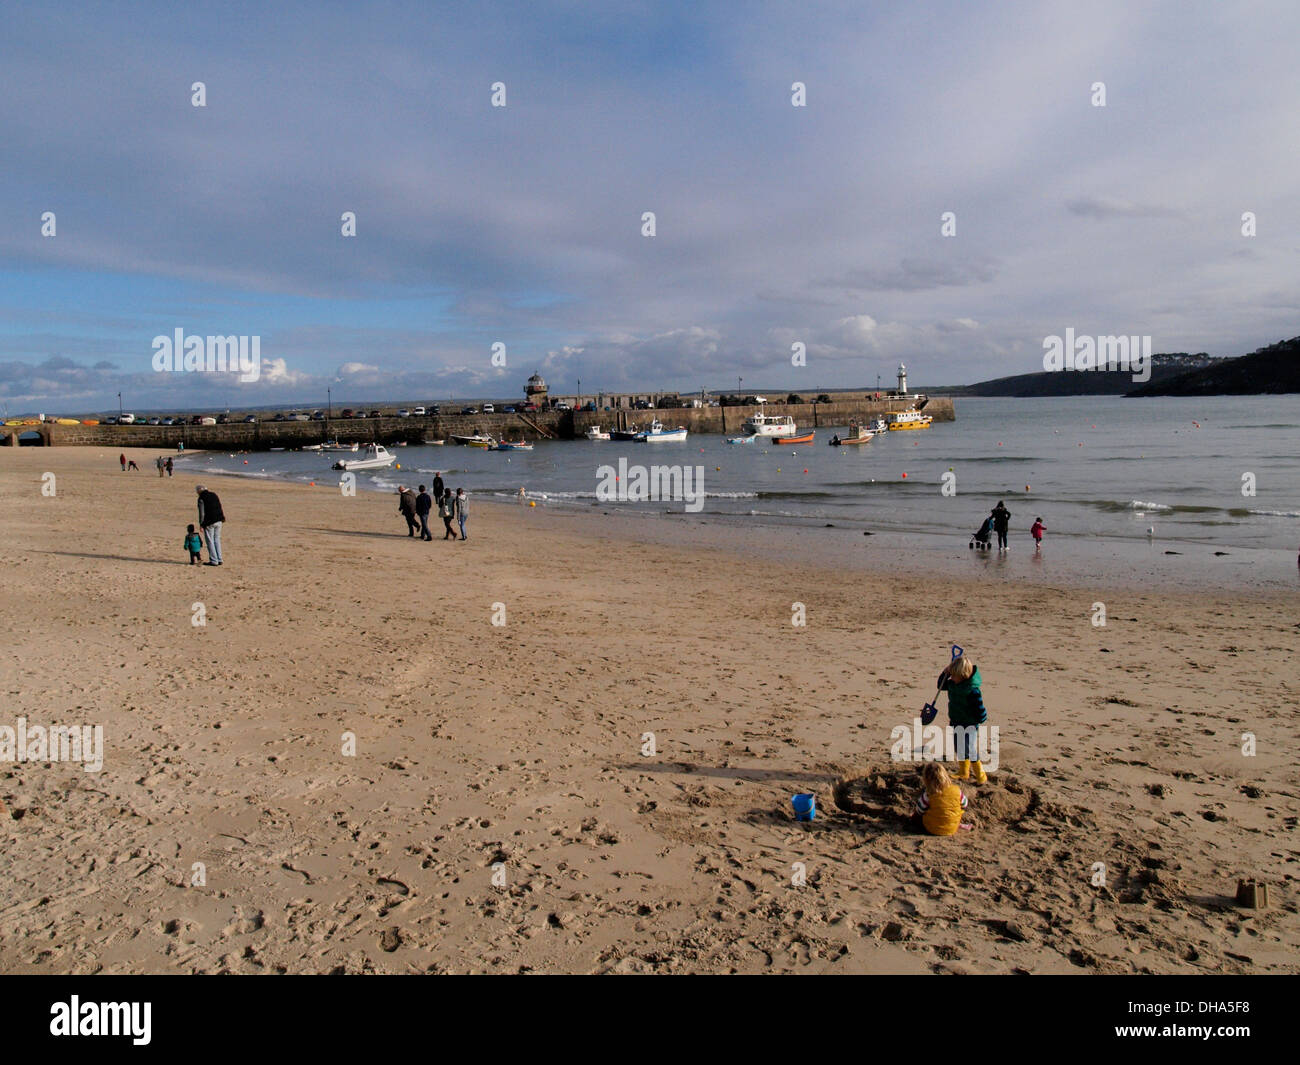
3 0 1299 412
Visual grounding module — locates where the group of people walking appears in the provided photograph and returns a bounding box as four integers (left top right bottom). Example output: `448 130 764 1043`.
399 473 467 541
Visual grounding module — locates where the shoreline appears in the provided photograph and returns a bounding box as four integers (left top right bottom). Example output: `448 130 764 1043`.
177 445 1300 595
1 446 1296 974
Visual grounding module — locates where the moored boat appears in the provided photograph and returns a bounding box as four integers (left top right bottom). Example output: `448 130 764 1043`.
884 409 933 431
333 443 395 470
610 425 642 441
636 419 688 443
742 412 798 437
773 430 814 445
493 441 534 451
830 418 885 445
451 433 496 447
585 426 611 440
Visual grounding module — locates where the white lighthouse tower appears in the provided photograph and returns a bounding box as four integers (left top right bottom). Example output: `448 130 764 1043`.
897 363 908 395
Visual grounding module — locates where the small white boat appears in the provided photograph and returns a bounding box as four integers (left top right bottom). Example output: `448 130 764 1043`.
451 434 495 447
742 412 797 437
726 434 757 444
305 440 358 452
423 438 446 446
637 419 688 443
333 443 395 471
585 426 611 441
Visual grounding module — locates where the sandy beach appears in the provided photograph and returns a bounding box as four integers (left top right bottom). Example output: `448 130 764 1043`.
0 446 1295 974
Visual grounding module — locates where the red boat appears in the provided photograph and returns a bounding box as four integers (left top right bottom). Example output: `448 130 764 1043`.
773 431 815 445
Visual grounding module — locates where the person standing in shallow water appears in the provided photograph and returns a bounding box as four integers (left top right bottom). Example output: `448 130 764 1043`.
991 500 1011 552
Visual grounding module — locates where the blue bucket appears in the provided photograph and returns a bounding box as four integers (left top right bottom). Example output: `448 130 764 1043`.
792 793 816 821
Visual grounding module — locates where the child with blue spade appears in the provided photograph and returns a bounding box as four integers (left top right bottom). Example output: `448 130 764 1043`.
937 648 989 784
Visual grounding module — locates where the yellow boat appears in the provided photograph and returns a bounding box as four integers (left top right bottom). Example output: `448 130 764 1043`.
884 409 933 431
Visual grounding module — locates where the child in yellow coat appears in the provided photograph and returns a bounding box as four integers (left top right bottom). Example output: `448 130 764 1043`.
915 761 970 836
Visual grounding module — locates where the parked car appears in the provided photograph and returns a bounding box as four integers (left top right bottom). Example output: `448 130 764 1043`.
522 402 538 412
481 403 494 413
815 394 832 404
354 410 367 418
119 413 137 424
146 417 161 425
272 412 286 421
428 405 440 415
368 410 382 419
243 415 257 423
413 406 426 416
200 416 217 426
502 405 517 413
216 414 230 424
555 402 571 411
461 406 478 415
397 409 411 418
311 410 326 420
634 400 651 410
340 408 355 419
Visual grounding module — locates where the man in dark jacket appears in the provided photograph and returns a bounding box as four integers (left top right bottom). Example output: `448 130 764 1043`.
397 486 420 536
432 472 444 503
415 485 433 541
195 485 226 566
991 501 1011 552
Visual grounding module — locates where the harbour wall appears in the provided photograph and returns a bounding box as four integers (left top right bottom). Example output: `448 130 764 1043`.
5 397 954 449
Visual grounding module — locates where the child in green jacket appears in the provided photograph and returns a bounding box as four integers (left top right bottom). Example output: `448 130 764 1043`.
938 655 989 784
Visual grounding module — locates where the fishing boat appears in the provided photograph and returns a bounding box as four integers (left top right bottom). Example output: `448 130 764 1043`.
610 425 642 441
773 430 814 445
304 440 358 452
636 419 688 443
493 441 534 451
884 408 933 431
333 443 395 471
423 438 446 446
742 412 798 437
584 426 611 441
829 418 885 445
450 433 496 447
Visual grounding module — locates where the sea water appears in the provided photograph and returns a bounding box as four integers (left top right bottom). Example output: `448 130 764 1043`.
187 395 1300 586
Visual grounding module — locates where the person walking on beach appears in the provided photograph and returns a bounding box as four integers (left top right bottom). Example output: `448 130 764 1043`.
440 489 456 540
166 456 174 477
991 501 1011 551
195 484 225 566
157 456 165 477
1030 516 1046 550
397 486 420 537
119 453 126 472
455 487 468 541
415 485 433 541
432 472 444 504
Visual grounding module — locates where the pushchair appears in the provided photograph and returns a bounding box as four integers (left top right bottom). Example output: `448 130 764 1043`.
970 518 993 550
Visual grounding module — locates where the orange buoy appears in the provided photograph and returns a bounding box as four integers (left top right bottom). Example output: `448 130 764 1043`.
901 472 908 478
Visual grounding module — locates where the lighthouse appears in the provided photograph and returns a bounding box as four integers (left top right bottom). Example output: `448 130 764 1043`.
897 363 908 395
